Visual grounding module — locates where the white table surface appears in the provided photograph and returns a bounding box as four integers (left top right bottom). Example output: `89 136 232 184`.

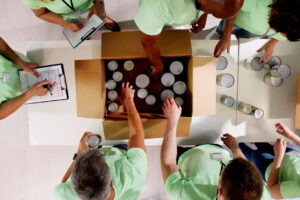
26 39 240 145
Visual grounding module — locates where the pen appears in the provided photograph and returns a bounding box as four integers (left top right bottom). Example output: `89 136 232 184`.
43 79 53 95
65 18 84 24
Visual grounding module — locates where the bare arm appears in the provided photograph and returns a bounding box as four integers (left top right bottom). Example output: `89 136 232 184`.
257 38 279 64
275 123 300 146
0 37 24 67
121 82 146 153
221 133 247 160
160 98 181 183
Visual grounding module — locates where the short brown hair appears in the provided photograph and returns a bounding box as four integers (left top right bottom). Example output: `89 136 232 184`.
269 0 300 41
220 158 263 200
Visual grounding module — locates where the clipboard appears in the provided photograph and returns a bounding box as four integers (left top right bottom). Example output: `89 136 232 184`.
63 14 105 48
18 63 69 104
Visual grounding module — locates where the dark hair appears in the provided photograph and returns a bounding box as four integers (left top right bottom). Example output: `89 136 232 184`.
269 0 300 41
71 150 111 200
220 158 263 200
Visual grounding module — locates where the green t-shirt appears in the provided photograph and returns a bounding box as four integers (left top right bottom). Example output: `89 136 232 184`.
234 0 286 41
134 0 204 35
265 154 300 199
53 147 147 200
23 0 94 18
166 144 271 200
0 53 30 104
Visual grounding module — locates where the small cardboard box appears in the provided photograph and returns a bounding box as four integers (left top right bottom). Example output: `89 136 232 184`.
295 74 300 129
75 30 216 140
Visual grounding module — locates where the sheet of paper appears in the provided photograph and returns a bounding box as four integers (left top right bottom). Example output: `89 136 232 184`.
19 64 68 104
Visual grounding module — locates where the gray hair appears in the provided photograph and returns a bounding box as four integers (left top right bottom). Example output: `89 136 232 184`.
71 150 111 200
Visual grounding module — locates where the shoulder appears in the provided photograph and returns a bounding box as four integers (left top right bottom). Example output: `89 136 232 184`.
53 180 78 200
23 0 43 9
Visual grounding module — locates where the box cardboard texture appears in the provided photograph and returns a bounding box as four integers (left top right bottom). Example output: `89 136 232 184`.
75 30 216 140
295 74 300 129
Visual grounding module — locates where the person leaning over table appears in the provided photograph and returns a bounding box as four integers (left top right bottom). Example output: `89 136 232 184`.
213 0 300 63
160 97 270 200
0 37 55 120
24 0 120 32
134 0 244 78
228 123 300 199
53 82 147 200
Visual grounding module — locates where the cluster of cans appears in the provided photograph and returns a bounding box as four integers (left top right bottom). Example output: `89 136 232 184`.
216 56 235 88
245 56 291 87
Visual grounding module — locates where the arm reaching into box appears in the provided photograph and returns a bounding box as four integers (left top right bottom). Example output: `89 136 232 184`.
121 82 146 153
160 98 181 183
275 123 300 146
221 133 247 160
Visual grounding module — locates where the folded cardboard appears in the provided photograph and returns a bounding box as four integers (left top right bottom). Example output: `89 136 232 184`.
75 30 216 140
295 74 300 129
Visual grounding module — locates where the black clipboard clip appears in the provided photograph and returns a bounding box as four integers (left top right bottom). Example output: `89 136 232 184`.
81 27 96 41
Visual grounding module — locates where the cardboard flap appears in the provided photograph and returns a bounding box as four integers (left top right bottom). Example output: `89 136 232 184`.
103 117 191 140
295 74 300 129
101 30 192 59
75 59 106 118
191 57 216 116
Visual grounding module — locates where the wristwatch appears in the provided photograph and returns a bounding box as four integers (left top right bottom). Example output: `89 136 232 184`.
73 153 77 161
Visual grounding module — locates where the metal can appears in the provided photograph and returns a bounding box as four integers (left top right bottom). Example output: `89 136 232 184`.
216 56 228 70
106 79 117 90
173 81 187 95
108 102 119 113
175 97 184 106
112 71 123 82
160 89 175 102
270 64 291 79
170 61 184 75
107 60 118 71
263 73 283 87
87 134 102 147
137 89 148 99
267 56 282 69
107 90 118 101
145 95 156 105
216 73 235 88
238 103 253 114
220 95 235 107
161 73 175 87
251 106 264 119
124 60 134 71
135 74 150 88
245 57 264 71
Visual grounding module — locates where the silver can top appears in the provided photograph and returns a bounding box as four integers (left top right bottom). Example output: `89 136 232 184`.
161 89 175 102
253 109 264 119
146 95 156 105
250 57 264 71
175 97 184 106
222 96 235 107
170 61 184 75
112 71 123 82
137 89 148 99
268 56 282 68
173 81 187 95
136 74 150 88
107 60 118 71
124 60 135 71
87 135 102 147
216 56 228 70
218 74 235 88
107 90 118 101
161 73 175 87
106 79 117 90
108 102 119 112
271 64 291 79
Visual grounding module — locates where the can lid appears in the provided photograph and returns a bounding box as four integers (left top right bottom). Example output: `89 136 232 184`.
219 74 235 88
107 60 118 71
146 95 156 105
224 96 235 107
108 102 119 112
124 60 135 71
254 109 264 119
87 135 102 147
175 97 184 106
161 73 175 87
277 64 291 79
107 90 118 101
268 56 282 68
250 57 264 71
216 56 228 70
136 74 150 88
270 76 283 87
137 89 148 99
113 71 123 82
170 61 184 75
106 80 117 90
161 89 175 102
173 81 187 95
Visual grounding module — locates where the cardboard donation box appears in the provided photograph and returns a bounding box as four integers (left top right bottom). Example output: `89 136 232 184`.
295 74 300 129
75 30 216 140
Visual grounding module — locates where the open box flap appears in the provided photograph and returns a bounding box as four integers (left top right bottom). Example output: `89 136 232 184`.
75 59 106 119
103 117 191 140
295 74 300 129
101 30 192 60
190 57 216 116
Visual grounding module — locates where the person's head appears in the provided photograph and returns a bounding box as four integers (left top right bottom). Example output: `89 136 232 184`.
71 150 111 200
198 0 244 19
218 158 263 200
269 0 300 41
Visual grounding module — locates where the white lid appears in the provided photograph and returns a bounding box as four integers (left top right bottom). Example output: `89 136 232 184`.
170 61 184 75
268 56 282 67
124 60 134 71
270 76 283 87
224 96 235 107
216 56 228 70
161 73 175 87
108 102 119 112
219 74 235 88
107 60 118 71
112 71 123 82
254 109 264 119
107 90 118 101
173 81 187 95
175 97 184 106
146 95 156 105
87 135 101 147
250 57 264 71
137 89 148 99
242 104 252 114
106 79 117 90
136 74 150 88
277 64 291 79
161 89 175 102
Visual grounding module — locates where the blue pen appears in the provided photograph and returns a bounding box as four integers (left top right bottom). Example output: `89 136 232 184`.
66 18 80 23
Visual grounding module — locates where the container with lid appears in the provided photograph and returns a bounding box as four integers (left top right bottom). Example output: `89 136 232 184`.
87 134 102 147
124 60 135 71
145 95 156 105
108 102 119 113
216 74 235 88
251 106 264 119
106 80 117 90
137 89 148 99
135 74 150 88
220 95 235 107
161 89 175 102
161 73 175 87
270 64 291 79
266 56 282 69
112 71 123 82
216 56 228 70
245 57 264 71
107 90 118 101
170 61 184 75
175 97 184 106
107 60 118 71
173 81 187 95
238 103 252 114
263 73 283 87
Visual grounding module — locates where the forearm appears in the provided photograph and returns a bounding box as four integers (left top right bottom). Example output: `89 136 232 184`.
0 91 34 120
36 10 65 27
61 161 76 183
267 156 281 188
222 17 236 38
0 38 23 66
232 148 247 160
289 134 300 146
141 34 163 68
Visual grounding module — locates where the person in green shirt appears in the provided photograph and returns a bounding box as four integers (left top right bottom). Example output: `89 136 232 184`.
53 82 147 200
24 0 120 32
230 123 300 199
160 97 268 200
0 37 55 120
134 0 244 78
214 0 300 63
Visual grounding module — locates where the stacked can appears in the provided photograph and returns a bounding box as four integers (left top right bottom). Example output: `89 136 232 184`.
238 102 264 119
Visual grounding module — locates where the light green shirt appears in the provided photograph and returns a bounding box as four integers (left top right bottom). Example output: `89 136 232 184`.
0 52 29 104
134 0 204 35
166 145 271 200
53 147 147 200
23 0 94 18
234 0 286 41
265 154 300 199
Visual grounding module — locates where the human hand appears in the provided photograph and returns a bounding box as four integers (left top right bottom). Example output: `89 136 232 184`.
88 1 105 19
162 97 182 127
150 63 164 79
29 80 56 97
221 133 239 150
214 35 231 57
275 123 295 139
257 39 278 64
64 20 83 32
121 82 135 105
190 13 207 33
273 138 286 160
77 132 97 156
19 61 40 78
